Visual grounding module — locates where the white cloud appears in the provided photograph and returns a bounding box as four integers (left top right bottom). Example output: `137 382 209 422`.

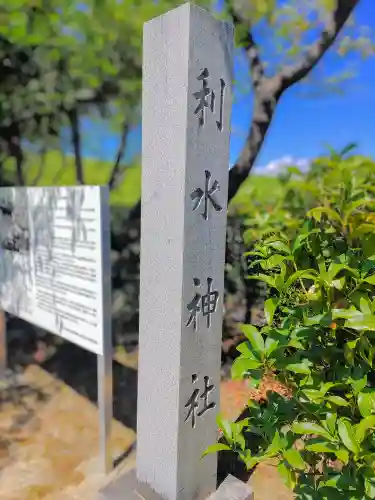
254 156 311 176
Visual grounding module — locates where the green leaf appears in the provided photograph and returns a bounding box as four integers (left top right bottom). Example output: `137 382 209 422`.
343 198 375 225
362 453 375 467
201 443 231 458
266 430 285 456
285 270 317 290
327 262 357 283
305 442 337 453
235 418 250 433
277 461 296 490
355 416 375 444
233 431 246 451
244 455 261 470
360 297 372 314
363 234 375 258
345 314 375 331
340 142 357 156
337 419 359 454
335 448 349 464
365 275 375 285
325 413 337 435
261 254 290 270
307 207 342 224
365 477 375 499
247 274 276 289
266 240 291 254
275 273 286 292
231 357 262 379
216 414 232 442
302 389 322 403
332 308 362 319
285 360 311 375
292 422 333 440
236 342 260 360
353 223 375 237
283 448 306 470
332 277 345 290
344 340 355 365
292 233 309 253
304 314 325 326
264 298 279 325
358 391 375 417
241 325 264 353
265 336 279 356
350 375 367 394
326 395 349 406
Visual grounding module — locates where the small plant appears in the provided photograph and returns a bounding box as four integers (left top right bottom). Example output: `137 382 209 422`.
206 149 375 499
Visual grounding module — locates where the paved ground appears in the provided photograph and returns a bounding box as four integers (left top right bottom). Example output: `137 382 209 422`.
0 357 293 499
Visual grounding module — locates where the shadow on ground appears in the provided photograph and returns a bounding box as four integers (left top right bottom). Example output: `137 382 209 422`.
0 369 50 434
5 319 260 486
40 342 138 433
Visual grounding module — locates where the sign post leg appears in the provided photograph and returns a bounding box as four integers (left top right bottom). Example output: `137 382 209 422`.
97 184 113 475
98 344 113 474
0 310 6 379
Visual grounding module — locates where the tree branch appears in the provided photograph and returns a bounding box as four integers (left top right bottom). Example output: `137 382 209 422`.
68 107 84 185
228 80 281 203
227 2 265 88
108 122 130 190
6 124 25 186
279 0 360 90
226 0 359 203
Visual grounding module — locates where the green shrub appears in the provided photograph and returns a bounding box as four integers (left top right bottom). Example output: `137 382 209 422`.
207 148 375 499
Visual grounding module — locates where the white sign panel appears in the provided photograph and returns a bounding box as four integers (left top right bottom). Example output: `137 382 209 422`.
0 185 111 355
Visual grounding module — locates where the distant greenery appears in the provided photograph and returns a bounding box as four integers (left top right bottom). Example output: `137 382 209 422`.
2 151 141 207
2 148 282 211
229 174 283 214
206 148 375 500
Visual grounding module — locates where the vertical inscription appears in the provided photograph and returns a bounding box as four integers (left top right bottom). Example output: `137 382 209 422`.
193 68 226 131
190 170 222 221
186 277 219 331
184 374 216 428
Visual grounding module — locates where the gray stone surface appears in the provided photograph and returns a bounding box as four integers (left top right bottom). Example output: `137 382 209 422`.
98 472 253 500
137 3 233 500
207 476 254 500
98 469 165 500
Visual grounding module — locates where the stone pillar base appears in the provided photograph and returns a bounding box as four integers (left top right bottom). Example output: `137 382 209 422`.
97 471 253 500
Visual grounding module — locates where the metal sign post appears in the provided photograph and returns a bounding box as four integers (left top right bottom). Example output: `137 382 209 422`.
0 309 6 379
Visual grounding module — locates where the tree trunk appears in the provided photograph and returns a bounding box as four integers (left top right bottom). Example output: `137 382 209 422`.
228 84 280 203
7 126 25 186
108 123 130 190
68 108 84 185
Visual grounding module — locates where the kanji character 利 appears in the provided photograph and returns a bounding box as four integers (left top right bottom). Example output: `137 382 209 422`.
193 68 225 131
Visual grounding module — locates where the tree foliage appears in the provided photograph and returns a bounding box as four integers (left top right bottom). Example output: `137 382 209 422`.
0 0 209 186
207 149 375 499
1 1 371 207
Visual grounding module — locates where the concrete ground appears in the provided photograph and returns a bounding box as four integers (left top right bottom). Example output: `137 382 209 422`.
0 355 293 500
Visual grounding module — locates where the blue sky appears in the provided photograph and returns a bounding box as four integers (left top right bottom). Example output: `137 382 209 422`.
231 0 375 170
75 0 375 172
